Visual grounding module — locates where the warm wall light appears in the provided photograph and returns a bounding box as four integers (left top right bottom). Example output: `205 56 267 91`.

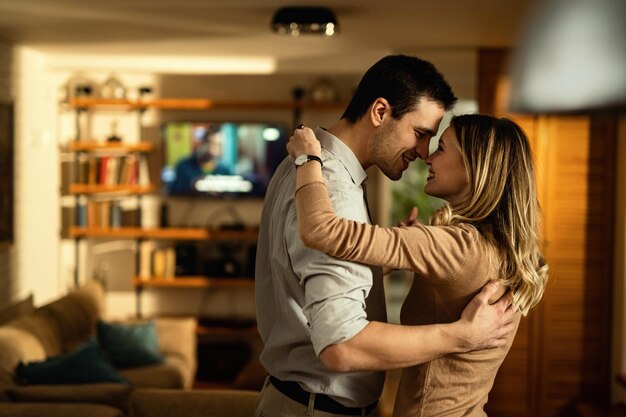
509 0 626 112
271 7 338 36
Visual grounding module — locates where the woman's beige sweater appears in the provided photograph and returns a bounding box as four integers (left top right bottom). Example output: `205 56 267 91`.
295 181 520 417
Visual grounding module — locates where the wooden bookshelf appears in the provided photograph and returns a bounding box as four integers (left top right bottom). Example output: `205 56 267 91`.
132 276 254 289
69 226 258 241
62 96 273 323
67 141 154 152
69 184 154 195
69 98 138 109
70 226 209 240
69 97 347 111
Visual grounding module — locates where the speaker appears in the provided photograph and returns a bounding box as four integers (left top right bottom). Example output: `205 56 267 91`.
203 257 242 278
175 244 198 276
203 245 243 278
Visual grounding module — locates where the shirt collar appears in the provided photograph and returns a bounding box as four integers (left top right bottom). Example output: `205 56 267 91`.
315 127 368 186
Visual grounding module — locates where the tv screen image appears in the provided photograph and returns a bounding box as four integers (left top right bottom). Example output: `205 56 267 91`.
161 122 287 197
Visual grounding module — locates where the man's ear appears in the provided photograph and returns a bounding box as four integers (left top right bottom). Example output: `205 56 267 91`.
369 98 390 127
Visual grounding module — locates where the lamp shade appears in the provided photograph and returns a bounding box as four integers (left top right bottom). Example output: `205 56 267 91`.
509 0 626 112
271 7 338 36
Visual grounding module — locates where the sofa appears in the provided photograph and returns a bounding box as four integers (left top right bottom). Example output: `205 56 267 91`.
0 280 203 416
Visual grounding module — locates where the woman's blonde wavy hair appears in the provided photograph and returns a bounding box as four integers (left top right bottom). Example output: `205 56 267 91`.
430 114 548 315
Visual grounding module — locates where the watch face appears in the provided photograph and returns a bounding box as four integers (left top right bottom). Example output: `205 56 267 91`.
295 154 308 165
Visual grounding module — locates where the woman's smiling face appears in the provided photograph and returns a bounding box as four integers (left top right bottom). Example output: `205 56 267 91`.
424 126 470 207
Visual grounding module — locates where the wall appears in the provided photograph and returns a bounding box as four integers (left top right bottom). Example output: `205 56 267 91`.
0 42 62 309
14 48 63 306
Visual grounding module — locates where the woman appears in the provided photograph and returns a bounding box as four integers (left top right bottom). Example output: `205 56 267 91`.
287 114 548 417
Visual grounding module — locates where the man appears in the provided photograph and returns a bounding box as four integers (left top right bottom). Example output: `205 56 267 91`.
255 55 514 417
169 125 230 195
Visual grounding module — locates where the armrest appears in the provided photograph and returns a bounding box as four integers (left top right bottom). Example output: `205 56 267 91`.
153 317 197 388
130 388 259 417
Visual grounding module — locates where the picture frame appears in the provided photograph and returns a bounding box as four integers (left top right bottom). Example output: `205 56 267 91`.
0 101 14 243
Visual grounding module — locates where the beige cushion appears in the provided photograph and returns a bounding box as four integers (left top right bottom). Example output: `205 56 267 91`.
2 310 63 358
0 295 34 326
0 327 47 385
130 389 259 417
119 363 184 389
40 281 104 352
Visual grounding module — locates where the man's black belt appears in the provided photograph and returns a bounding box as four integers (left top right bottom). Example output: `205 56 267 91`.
269 375 378 416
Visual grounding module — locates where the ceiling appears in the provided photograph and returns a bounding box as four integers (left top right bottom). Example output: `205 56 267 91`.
0 0 538 73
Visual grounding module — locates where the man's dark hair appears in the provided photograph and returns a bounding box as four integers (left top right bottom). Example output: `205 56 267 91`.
341 54 457 123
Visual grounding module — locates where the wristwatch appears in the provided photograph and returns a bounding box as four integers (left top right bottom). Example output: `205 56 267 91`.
294 154 323 168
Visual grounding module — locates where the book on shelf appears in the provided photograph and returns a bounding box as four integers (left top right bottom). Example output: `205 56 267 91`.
99 201 110 227
76 197 87 227
74 154 149 187
110 202 122 227
138 155 150 186
99 156 109 185
76 154 89 184
105 157 118 186
88 158 97 184
76 200 125 228
152 247 176 279
139 240 155 279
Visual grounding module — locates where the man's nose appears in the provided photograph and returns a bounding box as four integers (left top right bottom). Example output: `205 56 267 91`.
415 140 430 160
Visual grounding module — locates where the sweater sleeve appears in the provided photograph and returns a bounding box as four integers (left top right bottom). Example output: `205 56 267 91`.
296 181 476 282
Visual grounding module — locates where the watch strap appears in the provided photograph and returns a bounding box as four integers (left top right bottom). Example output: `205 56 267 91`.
296 155 323 168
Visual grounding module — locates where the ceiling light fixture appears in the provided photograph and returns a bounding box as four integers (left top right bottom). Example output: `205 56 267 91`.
271 7 338 37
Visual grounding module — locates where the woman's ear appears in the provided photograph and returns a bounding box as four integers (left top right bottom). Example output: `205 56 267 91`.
369 98 390 127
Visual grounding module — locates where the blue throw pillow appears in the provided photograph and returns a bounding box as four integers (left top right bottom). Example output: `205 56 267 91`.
97 320 164 369
16 339 127 385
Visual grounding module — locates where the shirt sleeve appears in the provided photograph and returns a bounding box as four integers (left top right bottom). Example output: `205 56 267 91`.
295 182 477 283
285 170 373 356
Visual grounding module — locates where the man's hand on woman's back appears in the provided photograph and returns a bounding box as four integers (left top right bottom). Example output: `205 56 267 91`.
455 281 517 351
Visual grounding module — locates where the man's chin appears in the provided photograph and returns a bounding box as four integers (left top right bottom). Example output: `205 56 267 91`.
382 169 403 181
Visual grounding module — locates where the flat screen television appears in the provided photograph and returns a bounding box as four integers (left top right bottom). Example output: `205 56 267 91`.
161 121 288 198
